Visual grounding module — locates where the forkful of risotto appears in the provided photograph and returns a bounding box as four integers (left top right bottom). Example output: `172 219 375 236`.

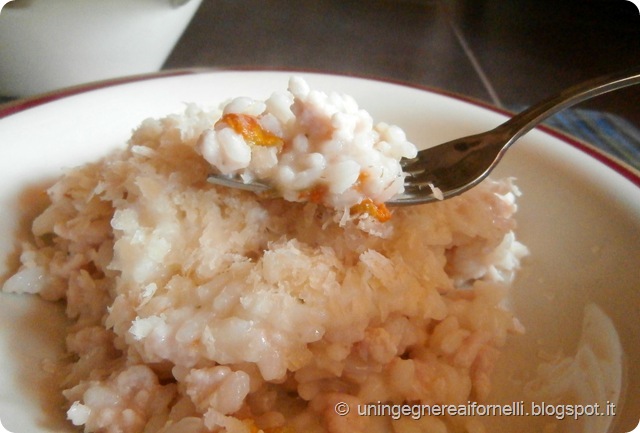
202 76 418 223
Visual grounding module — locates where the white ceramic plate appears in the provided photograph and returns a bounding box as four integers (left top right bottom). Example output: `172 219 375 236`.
0 70 638 433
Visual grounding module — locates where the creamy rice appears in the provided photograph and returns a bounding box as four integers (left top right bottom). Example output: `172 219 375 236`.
2 80 529 433
200 77 417 219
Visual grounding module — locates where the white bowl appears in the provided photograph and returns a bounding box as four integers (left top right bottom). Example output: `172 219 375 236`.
0 71 638 433
0 0 202 97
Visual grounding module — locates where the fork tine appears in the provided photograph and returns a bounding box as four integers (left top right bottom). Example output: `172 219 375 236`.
207 174 271 193
396 133 503 204
400 138 467 179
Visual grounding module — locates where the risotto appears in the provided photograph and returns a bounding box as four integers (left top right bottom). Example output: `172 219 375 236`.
2 79 529 433
201 77 417 221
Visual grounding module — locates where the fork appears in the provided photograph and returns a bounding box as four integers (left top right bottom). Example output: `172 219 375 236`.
394 67 640 205
207 67 640 205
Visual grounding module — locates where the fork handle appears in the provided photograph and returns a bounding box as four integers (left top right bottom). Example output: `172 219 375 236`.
496 67 640 145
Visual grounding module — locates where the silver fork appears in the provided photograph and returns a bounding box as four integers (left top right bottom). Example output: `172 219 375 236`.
394 67 640 205
207 68 640 205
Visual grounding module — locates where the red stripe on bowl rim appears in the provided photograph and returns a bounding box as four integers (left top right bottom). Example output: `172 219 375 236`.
2 67 639 188
0 69 203 119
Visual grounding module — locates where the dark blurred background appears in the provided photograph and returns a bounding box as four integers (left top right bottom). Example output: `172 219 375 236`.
163 0 640 127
